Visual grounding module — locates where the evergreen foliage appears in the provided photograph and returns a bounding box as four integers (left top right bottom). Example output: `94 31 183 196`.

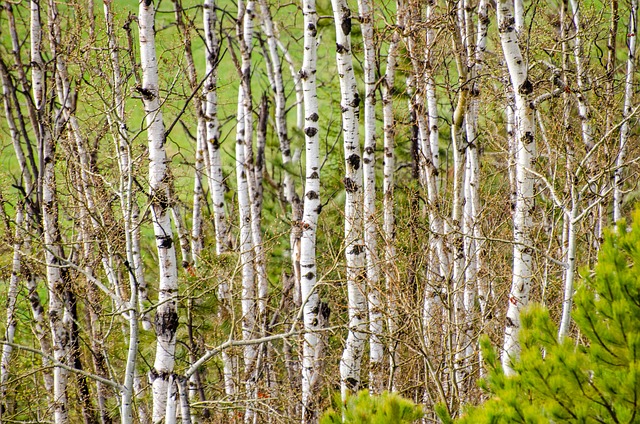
445 209 640 423
320 390 424 424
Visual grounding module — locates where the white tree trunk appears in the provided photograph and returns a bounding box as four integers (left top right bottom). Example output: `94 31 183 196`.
558 202 578 341
300 0 323 419
450 1 470 391
138 2 180 420
0 205 24 418
614 0 637 223
462 0 488 381
203 0 236 399
165 375 178 424
258 0 295 205
236 2 263 420
382 0 403 392
236 86 258 421
568 0 594 153
105 0 152 332
471 0 489 325
171 201 193 270
406 12 448 346
357 0 383 395
425 0 440 180
331 0 367 401
192 120 206 264
39 3 72 422
173 0 206 269
497 0 536 375
277 39 305 131
43 125 71 424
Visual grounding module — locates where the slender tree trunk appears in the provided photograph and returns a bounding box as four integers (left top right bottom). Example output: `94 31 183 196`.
202 0 236 400
38 3 73 422
382 0 403 392
25 8 53 402
330 0 367 401
0 205 24 419
614 0 637 222
43 117 72 424
299 0 324 419
471 0 489 331
406 3 448 362
558 201 578 340
449 0 470 395
235 2 262 420
357 0 384 395
138 2 180 420
497 0 536 375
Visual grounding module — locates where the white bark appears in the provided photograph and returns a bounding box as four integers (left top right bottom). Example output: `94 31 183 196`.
138 2 180 420
171 202 193 270
236 2 263 420
192 120 206 264
177 377 193 424
0 205 24 418
569 0 594 153
258 0 295 204
121 214 140 424
0 60 34 201
425 0 440 179
43 123 71 424
25 9 55 388
277 39 305 130
405 9 448 343
558 202 578 341
299 0 322 419
203 0 230 256
173 0 206 268
38 2 72 422
104 0 152 332
462 0 488 381
382 0 402 392
472 0 489 322
497 0 536 375
356 0 383 395
614 0 637 223
31 0 45 112
514 0 524 33
450 0 470 390
331 0 367 401
165 375 178 424
235 86 258 421
203 0 236 399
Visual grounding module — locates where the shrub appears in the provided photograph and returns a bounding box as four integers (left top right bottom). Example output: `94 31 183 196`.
320 390 424 424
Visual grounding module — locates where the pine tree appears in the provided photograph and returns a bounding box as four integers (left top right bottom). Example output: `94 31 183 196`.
446 208 640 423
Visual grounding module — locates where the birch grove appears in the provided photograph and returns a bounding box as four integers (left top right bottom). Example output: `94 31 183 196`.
0 0 638 422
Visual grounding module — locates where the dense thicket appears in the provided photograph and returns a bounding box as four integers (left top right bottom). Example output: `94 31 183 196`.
446 209 640 423
0 0 638 423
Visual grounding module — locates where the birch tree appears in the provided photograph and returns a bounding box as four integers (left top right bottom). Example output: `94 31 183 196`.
497 0 537 375
138 1 180 420
614 0 638 223
330 0 367 401
382 0 403 392
356 0 384 395
0 204 24 419
202 0 237 400
299 0 325 419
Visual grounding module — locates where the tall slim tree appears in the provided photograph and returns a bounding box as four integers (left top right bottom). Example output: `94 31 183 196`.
497 0 536 375
299 0 324 419
330 0 367 401
138 1 180 420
